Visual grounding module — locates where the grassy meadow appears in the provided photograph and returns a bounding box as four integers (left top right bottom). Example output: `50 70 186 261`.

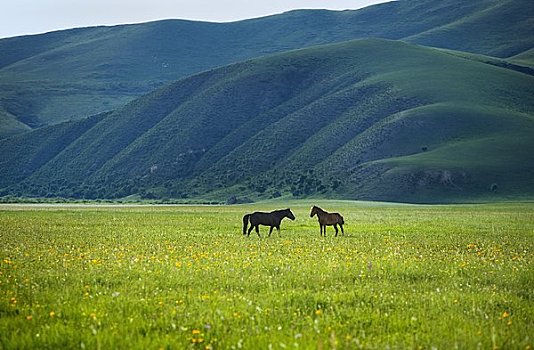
0 201 532 349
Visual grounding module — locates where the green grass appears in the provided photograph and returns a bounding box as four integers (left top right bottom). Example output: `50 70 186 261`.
1 201 532 349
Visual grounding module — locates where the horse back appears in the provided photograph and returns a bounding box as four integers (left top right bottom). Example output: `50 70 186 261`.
321 212 344 225
250 211 276 226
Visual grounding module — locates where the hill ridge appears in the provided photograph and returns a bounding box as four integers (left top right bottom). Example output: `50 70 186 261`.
1 0 532 138
1 38 533 202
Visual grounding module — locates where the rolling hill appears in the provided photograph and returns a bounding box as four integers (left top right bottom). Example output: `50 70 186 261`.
1 39 533 203
1 0 532 138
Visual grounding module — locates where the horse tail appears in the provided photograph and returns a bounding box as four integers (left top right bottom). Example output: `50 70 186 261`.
243 214 251 235
339 214 345 225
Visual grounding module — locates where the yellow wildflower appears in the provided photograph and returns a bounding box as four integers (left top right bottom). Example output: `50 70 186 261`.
498 311 510 321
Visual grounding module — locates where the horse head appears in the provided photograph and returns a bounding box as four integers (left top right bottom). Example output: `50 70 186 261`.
286 208 296 220
310 205 318 218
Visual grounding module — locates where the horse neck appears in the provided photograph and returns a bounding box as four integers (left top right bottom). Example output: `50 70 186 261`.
279 209 290 219
275 209 291 220
315 207 327 216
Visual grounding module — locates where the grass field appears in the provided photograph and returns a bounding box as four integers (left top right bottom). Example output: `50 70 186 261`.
0 201 532 349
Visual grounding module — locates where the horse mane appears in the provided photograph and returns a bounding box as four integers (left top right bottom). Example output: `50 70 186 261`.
312 206 326 214
273 208 290 214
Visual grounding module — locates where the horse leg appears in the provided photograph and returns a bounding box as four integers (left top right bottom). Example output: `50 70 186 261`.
323 225 327 237
340 224 344 235
247 225 254 237
255 225 261 238
276 225 281 236
334 224 339 237
268 226 274 237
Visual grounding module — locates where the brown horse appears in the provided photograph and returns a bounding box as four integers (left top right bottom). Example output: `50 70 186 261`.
243 208 296 237
310 205 345 237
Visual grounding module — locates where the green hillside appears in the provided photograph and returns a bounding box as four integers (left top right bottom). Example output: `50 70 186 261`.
405 0 534 57
1 39 532 203
0 0 532 138
509 49 534 68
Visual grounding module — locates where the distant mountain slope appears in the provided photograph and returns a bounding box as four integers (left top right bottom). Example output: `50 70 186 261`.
509 49 534 68
0 0 532 138
404 0 534 57
1 39 532 203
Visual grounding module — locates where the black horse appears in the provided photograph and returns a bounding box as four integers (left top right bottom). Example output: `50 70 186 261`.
310 205 345 237
243 208 296 237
